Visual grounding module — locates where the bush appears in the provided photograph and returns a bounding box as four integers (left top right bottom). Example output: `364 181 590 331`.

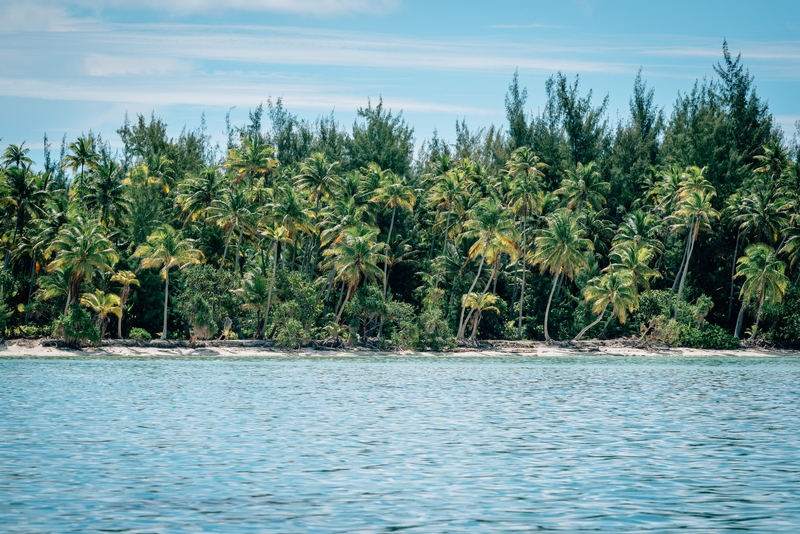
52 305 100 347
678 323 741 350
417 288 455 351
275 318 304 348
129 327 152 341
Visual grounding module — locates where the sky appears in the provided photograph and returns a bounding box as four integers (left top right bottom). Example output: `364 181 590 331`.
1 0 800 167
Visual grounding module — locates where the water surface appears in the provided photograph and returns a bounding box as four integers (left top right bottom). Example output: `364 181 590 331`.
1 355 799 531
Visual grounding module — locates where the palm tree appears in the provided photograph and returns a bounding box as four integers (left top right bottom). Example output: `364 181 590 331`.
506 146 547 338
110 270 139 338
4 164 43 264
612 209 664 256
175 166 223 226
456 198 519 341
428 170 467 262
371 171 415 302
573 271 638 341
232 272 272 339
61 135 99 190
80 290 121 340
85 157 129 228
532 209 593 342
555 161 609 213
226 133 278 188
754 139 791 185
322 225 386 324
46 217 119 314
462 292 500 341
295 152 340 275
605 242 661 293
133 225 204 340
735 243 789 340
2 142 33 169
208 186 254 272
260 223 292 337
670 188 720 319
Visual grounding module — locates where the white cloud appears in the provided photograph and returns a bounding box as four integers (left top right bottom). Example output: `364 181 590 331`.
0 3 81 33
86 54 188 76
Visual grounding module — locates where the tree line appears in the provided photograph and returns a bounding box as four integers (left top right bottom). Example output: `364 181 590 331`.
1 42 799 349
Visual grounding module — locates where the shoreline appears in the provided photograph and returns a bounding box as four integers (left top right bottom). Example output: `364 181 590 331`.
1 339 797 359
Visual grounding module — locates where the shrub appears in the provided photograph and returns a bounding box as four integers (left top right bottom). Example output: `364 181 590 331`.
275 318 304 348
678 323 740 350
52 305 100 347
129 327 151 341
417 288 455 351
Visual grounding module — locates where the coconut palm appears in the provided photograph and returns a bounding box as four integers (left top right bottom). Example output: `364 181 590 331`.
226 133 278 188
428 170 467 261
176 166 223 225
605 242 661 292
456 197 519 341
295 152 340 274
754 139 791 185
735 244 789 340
61 136 99 190
322 225 386 324
506 146 547 338
462 292 500 341
110 270 139 338
533 208 593 342
46 217 119 314
2 142 33 169
4 164 44 258
260 223 292 337
573 271 638 341
232 272 272 339
80 290 121 340
670 188 720 319
133 225 204 340
371 171 415 301
208 186 254 272
555 161 609 213
85 157 129 228
612 209 664 256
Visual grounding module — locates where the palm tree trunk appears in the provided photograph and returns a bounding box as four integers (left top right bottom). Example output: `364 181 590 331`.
219 231 232 273
24 257 35 325
336 285 354 324
671 230 692 293
161 269 170 340
470 311 481 341
544 272 560 342
435 210 452 289
573 304 608 341
117 291 128 339
674 221 698 320
457 252 486 341
382 206 397 299
263 244 278 339
751 301 763 340
235 226 243 273
727 227 741 323
517 216 527 339
734 303 746 338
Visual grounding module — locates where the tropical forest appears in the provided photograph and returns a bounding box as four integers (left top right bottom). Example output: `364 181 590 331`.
2 43 798 350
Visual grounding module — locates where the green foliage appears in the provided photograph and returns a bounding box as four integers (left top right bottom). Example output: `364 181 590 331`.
417 288 455 351
275 318 305 349
762 285 800 344
175 265 238 336
52 304 100 346
128 327 152 341
677 323 741 350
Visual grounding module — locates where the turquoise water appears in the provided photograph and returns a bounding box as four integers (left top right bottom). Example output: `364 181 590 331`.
1 355 799 532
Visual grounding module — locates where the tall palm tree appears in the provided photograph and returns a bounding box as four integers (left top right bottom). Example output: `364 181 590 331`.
208 186 254 273
175 166 223 226
232 272 272 339
4 164 43 262
110 270 139 338
371 171 415 302
506 146 547 338
428 170 467 262
2 142 33 169
80 290 121 340
85 157 129 228
295 152 340 275
46 217 119 314
61 135 100 190
322 225 386 324
260 223 292 337
573 271 638 341
735 243 789 340
671 188 720 319
604 242 661 293
456 197 519 341
462 292 500 341
533 209 593 342
133 225 204 340
555 161 609 213
226 133 278 188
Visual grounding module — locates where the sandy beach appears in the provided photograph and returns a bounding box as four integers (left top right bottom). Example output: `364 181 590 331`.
1 339 795 359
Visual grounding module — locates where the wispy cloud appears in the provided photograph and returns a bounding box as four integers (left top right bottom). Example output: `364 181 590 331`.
489 23 571 30
86 54 189 77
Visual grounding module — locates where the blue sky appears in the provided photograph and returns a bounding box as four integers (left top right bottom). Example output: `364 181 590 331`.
1 0 799 166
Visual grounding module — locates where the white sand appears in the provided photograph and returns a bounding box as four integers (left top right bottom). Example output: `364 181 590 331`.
0 340 794 358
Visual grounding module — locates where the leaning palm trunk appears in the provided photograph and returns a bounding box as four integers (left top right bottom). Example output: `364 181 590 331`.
457 252 487 341
674 220 699 320
543 272 561 342
734 303 746 338
262 244 279 339
750 290 765 340
573 303 609 341
161 269 169 340
517 216 527 339
727 228 741 323
377 206 398 340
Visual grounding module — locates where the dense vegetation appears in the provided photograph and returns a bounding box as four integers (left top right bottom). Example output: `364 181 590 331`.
2 43 799 349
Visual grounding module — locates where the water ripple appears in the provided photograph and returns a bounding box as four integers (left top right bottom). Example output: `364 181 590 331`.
1 355 799 531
